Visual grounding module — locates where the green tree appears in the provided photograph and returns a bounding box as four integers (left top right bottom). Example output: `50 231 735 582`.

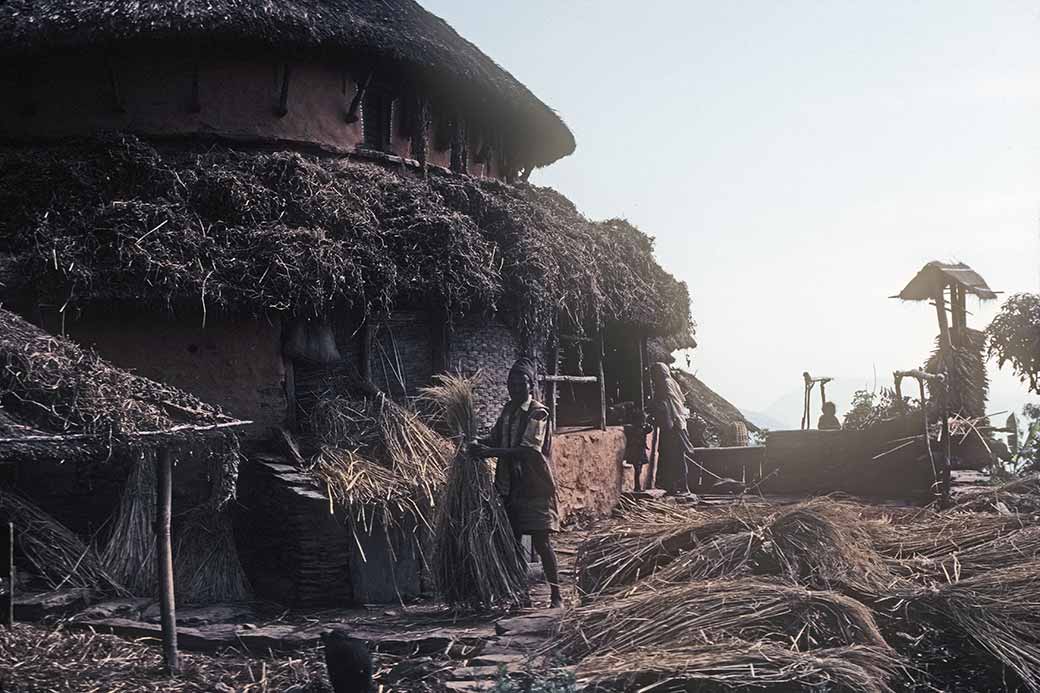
988 293 1040 394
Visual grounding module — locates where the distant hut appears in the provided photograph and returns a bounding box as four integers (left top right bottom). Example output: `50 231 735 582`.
894 261 998 418
0 1 694 604
0 307 248 603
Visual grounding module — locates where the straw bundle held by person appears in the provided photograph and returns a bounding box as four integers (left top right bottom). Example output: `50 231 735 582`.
421 373 528 609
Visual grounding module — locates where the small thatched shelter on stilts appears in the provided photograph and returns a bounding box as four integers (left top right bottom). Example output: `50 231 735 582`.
0 309 250 616
0 0 696 605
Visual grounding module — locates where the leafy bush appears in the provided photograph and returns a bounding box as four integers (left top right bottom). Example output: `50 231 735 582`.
988 293 1040 394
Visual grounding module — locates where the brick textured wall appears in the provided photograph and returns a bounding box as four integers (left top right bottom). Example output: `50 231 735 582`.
447 318 522 432
370 311 434 398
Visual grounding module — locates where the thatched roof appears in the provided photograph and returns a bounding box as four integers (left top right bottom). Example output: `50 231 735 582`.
671 370 759 435
894 261 999 301
0 307 245 460
0 0 575 168
0 136 694 351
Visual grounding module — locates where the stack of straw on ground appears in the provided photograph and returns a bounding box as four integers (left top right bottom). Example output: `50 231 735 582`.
559 480 1040 692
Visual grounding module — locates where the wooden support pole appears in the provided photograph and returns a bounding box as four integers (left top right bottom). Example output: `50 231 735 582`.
940 383 953 507
597 331 607 431
934 285 952 351
105 55 126 113
637 335 647 416
1 517 11 628
189 62 201 114
156 447 179 674
360 321 375 384
540 375 599 384
275 63 291 117
548 340 560 432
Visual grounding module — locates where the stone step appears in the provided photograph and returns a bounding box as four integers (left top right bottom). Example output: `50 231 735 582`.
14 588 95 621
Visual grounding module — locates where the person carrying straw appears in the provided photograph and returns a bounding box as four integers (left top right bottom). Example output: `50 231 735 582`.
469 357 562 608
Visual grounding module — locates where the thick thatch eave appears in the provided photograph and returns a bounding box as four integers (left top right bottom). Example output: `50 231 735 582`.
0 0 575 168
0 307 245 461
894 261 998 302
671 370 758 436
0 136 694 351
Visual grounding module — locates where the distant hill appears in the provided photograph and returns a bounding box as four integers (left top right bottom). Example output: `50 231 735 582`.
741 409 789 432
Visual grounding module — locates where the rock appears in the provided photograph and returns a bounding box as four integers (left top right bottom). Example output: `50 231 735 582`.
494 614 558 637
77 598 152 621
15 588 95 621
141 603 256 626
449 664 522 680
444 682 497 692
468 654 526 667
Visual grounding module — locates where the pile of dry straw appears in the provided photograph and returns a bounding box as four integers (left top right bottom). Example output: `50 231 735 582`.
561 481 1040 692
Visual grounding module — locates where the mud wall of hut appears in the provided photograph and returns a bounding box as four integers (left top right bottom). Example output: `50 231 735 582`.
44 308 288 442
1 48 499 178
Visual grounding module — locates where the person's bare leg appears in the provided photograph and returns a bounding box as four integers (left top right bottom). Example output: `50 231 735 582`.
531 531 561 608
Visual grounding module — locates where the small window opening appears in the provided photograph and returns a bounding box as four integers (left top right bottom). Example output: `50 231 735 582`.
362 89 392 150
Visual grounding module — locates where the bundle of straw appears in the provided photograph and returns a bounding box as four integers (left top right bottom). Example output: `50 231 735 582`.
0 489 126 595
311 445 418 533
307 395 449 531
955 475 1040 514
873 511 1034 560
173 506 251 604
897 526 1040 584
899 560 1040 691
577 499 893 598
575 512 747 597
421 374 528 609
555 578 892 659
576 642 901 693
101 452 157 596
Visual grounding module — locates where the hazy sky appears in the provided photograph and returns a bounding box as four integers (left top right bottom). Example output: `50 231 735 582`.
426 0 1040 421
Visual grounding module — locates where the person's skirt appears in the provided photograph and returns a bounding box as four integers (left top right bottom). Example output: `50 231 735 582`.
655 427 691 492
506 493 560 533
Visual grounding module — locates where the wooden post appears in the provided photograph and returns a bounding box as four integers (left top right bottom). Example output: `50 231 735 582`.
637 336 647 415
597 331 607 431
360 321 375 384
156 447 179 674
548 339 560 432
1 517 11 628
275 63 291 117
940 382 953 508
934 285 952 351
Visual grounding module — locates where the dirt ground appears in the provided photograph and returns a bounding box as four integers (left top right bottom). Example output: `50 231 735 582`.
1 526 593 693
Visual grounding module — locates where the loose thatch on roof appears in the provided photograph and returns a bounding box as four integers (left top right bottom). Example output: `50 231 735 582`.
0 0 574 168
0 136 693 351
671 369 758 435
895 261 998 302
0 306 241 460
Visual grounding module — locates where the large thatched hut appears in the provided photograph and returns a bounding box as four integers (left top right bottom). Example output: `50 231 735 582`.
0 0 695 604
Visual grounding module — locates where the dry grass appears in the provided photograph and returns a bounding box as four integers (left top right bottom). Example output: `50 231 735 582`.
576 642 901 693
577 498 896 598
873 511 1035 560
555 578 893 659
173 507 252 604
307 395 450 533
0 623 327 693
101 452 158 596
421 374 528 609
896 560 1040 692
0 488 125 595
